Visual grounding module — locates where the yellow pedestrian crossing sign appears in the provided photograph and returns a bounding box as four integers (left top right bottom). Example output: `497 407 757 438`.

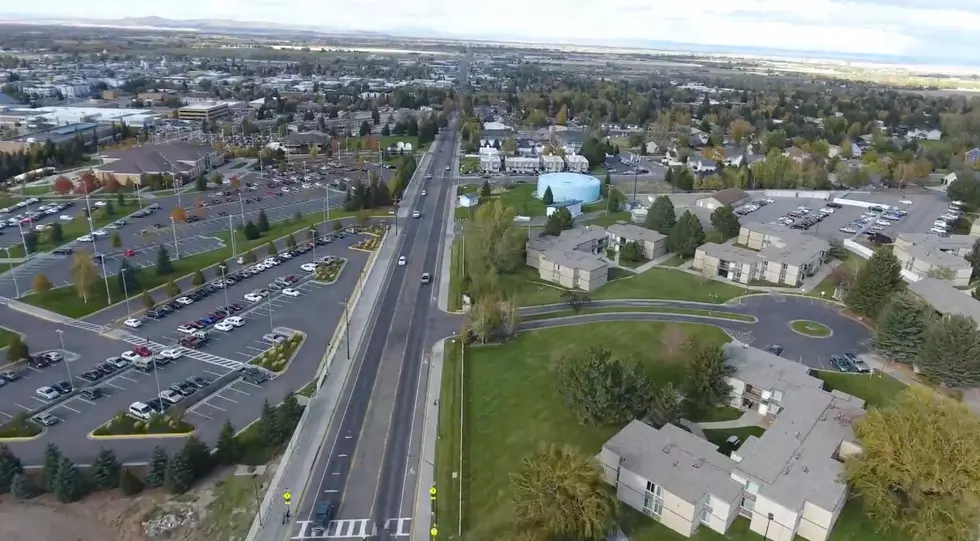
283 491 292 504
429 486 437 496
430 527 438 537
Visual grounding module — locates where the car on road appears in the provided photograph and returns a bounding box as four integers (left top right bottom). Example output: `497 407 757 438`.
215 320 236 332
282 288 301 297
33 412 59 426
398 256 406 266
830 355 853 372
77 235 93 242
421 190 427 196
301 262 317 272
159 389 184 405
412 210 421 218
124 318 142 328
445 165 450 171
159 348 183 360
36 386 60 400
421 272 431 284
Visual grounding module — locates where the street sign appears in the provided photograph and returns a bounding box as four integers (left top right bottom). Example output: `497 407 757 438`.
430 527 438 537
283 491 292 505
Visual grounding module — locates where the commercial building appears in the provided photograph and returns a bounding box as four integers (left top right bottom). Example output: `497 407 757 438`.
893 233 974 287
542 154 565 173
526 226 608 291
693 224 829 287
606 223 668 260
0 122 113 153
565 153 590 173
177 102 232 122
599 343 865 541
93 143 223 186
695 188 751 211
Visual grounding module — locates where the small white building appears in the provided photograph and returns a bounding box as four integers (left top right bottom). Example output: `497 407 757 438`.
458 194 480 208
565 154 590 173
546 200 583 218
542 155 564 173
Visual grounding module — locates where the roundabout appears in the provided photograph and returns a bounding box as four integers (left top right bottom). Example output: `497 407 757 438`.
789 319 833 338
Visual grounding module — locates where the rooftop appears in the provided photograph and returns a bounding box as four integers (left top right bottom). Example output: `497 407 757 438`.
896 233 974 253
607 223 667 244
908 278 980 325
699 242 760 265
704 187 749 206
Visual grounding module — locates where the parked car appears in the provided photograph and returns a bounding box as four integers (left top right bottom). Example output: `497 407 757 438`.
32 412 59 426
830 355 853 372
843 352 871 373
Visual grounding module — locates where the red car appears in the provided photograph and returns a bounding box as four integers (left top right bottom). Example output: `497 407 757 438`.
124 249 136 257
132 346 153 357
265 191 276 196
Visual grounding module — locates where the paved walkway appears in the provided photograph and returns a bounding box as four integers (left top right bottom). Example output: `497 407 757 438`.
697 411 766 430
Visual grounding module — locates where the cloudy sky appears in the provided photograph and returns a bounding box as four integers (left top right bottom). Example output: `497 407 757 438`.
6 0 980 63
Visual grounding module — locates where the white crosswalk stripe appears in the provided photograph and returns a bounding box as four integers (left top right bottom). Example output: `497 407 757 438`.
119 333 243 369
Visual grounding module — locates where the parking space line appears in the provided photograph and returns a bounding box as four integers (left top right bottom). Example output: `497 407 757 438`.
59 404 81 414
118 375 139 383
202 402 227 412
76 398 95 405
239 381 263 390
31 397 49 406
202 369 225 377
246 346 265 352
28 367 42 373
226 387 250 395
15 403 32 411
213 394 239 404
0 410 12 419
105 382 125 390
189 410 213 419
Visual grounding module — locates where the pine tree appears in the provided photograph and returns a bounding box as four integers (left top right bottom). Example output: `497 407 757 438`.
542 186 554 205
155 244 173 275
191 269 206 287
164 454 193 495
917 315 980 387
967 238 980 280
41 443 61 493
54 456 85 503
181 436 213 480
10 472 31 500
844 249 903 319
266 241 278 256
285 233 297 248
667 211 706 258
0 443 23 494
644 195 676 235
259 399 283 445
145 445 168 488
243 220 260 240
873 293 931 364
710 206 741 239
214 420 241 466
257 209 271 232
120 468 144 496
92 448 121 490
279 391 303 427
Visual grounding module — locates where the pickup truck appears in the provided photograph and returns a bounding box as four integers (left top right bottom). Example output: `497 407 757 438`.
179 331 210 349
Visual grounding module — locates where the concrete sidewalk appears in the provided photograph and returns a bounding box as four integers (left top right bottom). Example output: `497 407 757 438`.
412 339 446 541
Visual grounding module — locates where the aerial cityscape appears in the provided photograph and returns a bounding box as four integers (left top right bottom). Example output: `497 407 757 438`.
0 7 976 541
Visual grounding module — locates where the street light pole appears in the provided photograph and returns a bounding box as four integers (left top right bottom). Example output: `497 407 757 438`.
171 216 180 259
55 329 73 385
238 192 246 228
220 265 230 308
763 513 774 540
267 290 275 334
5 247 19 298
97 247 112 304
344 296 351 360
121 268 132 319
228 214 237 258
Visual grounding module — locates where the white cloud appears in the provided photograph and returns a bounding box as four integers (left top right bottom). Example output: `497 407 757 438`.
8 0 980 60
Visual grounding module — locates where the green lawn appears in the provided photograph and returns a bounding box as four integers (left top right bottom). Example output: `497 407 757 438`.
459 157 479 175
502 266 566 306
811 256 864 301
584 211 632 227
522 306 756 323
682 404 744 423
816 371 907 408
790 319 833 337
0 328 20 349
461 322 729 540
449 237 463 311
497 184 546 217
436 339 464 540
703 426 767 455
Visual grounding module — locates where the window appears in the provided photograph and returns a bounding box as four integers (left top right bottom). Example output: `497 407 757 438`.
701 498 714 525
643 481 664 520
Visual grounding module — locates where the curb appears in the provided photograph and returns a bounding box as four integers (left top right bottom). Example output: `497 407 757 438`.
311 258 347 285
250 331 307 374
0 427 45 442
87 430 194 441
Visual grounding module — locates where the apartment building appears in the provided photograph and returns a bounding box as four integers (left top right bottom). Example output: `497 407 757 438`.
542 154 565 173
526 226 608 291
606 223 668 260
505 156 539 174
893 233 974 287
177 101 232 122
907 277 980 326
564 153 590 173
599 343 865 541
479 147 502 172
694 224 828 287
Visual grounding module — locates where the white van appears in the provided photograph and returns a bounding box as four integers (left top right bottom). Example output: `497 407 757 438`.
133 357 154 371
129 401 154 420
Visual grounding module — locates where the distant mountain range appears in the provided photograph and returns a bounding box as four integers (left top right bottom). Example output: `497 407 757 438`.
0 14 348 35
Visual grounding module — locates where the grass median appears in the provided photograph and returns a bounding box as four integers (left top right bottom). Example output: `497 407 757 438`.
22 208 387 318
522 306 756 322
435 338 464 540
92 410 194 437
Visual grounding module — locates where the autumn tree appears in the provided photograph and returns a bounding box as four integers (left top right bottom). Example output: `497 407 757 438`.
53 176 73 195
32 274 52 295
70 252 98 302
171 207 187 222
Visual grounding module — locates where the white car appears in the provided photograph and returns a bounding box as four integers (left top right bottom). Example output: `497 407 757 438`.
106 356 130 369
159 389 183 404
177 324 196 334
282 288 301 297
421 190 427 196
124 318 142 328
121 350 143 362
244 293 263 302
263 258 278 266
93 201 107 208
175 296 194 306
60 215 73 221
214 320 235 332
301 262 317 272
899 199 912 205
226 316 245 327
398 256 407 266
412 211 421 218
92 229 107 237
36 386 60 401
237 256 246 264
78 235 93 242
159 348 183 360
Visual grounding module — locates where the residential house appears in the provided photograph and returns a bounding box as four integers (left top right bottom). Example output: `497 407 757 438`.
547 200 583 218
905 128 942 141
599 343 865 541
827 145 841 158
565 154 590 173
783 147 810 164
695 188 750 211
893 233 974 286
526 226 608 291
504 156 539 174
458 193 480 208
479 148 502 172
966 148 980 164
646 141 660 155
721 146 744 167
689 127 710 147
693 224 829 287
542 154 565 173
606 223 668 260
690 156 718 174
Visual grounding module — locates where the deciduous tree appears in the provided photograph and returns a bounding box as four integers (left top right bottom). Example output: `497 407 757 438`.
165 280 180 298
53 176 73 195
873 292 931 364
553 345 653 425
190 270 205 287
5 335 27 362
845 387 980 541
141 290 155 310
32 273 52 295
844 249 903 318
510 444 616 541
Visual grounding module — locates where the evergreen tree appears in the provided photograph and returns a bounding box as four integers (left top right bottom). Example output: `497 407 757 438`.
278 391 303 430
54 456 85 503
266 241 278 256
481 181 492 197
243 249 257 264
644 195 676 234
664 167 674 185
243 220 260 240
259 399 284 445
285 233 297 248
145 445 167 488
0 443 23 494
92 448 121 490
117 258 140 294
257 209 271 232
190 269 206 287
214 420 241 466
873 293 931 364
120 467 144 496
844 249 903 319
684 342 735 410
5 335 27 363
41 443 61 493
968 238 980 280
917 315 980 387
710 205 741 239
10 472 31 500
155 244 173 275
181 436 213 480
49 222 63 243
542 186 554 205
164 454 193 495
141 290 155 310
667 211 706 258
165 280 181 298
